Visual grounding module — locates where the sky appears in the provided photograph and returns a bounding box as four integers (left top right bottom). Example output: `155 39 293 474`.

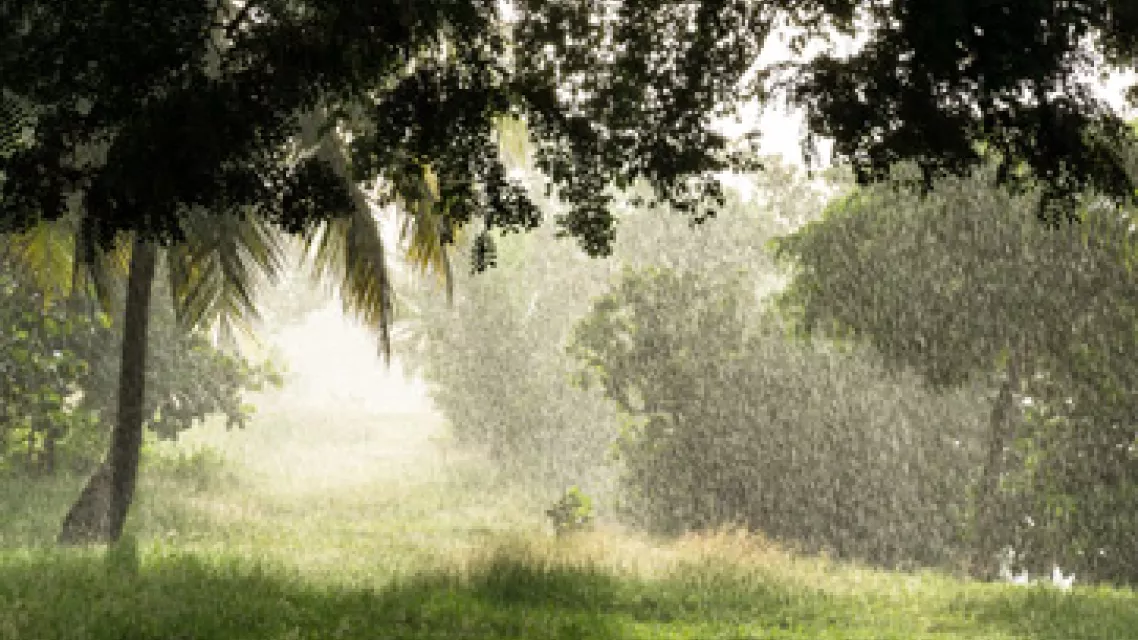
266 303 434 414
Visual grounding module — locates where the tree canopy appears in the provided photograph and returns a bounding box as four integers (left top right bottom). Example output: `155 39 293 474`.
0 0 762 260
783 1 1138 216
3 1 1138 260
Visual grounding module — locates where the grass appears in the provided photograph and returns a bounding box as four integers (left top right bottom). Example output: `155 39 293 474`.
2 398 1136 639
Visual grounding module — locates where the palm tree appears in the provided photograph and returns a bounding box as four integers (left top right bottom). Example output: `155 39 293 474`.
9 62 531 540
50 105 471 544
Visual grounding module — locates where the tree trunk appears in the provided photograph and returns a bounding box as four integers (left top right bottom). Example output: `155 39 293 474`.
57 460 111 544
57 236 156 545
106 236 156 542
970 353 1021 580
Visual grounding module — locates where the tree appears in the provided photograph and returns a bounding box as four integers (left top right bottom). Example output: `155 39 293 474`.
395 158 818 495
772 164 1138 580
0 224 277 479
4 0 762 543
776 0 1138 217
0 1 760 252
56 194 446 542
395 218 619 494
6 2 1138 248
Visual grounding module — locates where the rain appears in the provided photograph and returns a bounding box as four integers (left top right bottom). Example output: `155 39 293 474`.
4 5 1138 639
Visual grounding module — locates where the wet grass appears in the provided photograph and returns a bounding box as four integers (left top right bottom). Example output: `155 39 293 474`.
2 403 1136 639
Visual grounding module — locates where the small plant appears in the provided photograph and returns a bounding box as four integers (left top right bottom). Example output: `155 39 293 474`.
546 486 594 537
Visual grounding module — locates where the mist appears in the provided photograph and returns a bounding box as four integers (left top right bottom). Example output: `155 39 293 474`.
5 155 1137 640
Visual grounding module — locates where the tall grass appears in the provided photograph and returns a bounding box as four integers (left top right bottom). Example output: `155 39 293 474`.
2 403 1135 639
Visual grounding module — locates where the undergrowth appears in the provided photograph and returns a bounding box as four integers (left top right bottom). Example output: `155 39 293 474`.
1 408 1135 639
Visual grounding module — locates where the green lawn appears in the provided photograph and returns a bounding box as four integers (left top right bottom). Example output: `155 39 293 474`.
2 402 1135 639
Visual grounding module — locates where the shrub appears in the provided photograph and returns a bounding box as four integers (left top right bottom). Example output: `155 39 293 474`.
569 266 988 570
546 486 595 537
0 249 283 476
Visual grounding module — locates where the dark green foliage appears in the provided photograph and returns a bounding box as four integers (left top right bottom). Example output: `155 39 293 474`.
0 271 107 475
568 266 986 570
1000 361 1138 586
6 2 1137 260
783 0 1138 219
0 0 766 256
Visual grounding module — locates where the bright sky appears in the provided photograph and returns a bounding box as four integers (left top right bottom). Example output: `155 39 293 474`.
267 304 434 415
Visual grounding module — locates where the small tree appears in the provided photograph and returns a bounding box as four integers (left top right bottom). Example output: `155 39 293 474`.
0 256 106 475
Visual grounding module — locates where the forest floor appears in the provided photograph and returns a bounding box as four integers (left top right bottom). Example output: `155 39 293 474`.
2 400 1136 640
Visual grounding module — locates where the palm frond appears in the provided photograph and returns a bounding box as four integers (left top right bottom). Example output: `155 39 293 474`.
295 106 490 362
396 163 458 302
2 215 130 312
6 218 74 305
298 109 396 362
303 186 395 362
166 209 286 348
72 216 131 312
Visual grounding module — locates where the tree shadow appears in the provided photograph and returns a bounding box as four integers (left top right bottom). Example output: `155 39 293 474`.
0 545 847 640
4 544 1135 639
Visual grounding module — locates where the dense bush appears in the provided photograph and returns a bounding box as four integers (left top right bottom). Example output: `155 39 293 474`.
0 248 283 475
772 162 1138 585
998 362 1138 586
568 266 989 570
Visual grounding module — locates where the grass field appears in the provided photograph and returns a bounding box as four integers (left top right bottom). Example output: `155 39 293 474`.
2 398 1136 640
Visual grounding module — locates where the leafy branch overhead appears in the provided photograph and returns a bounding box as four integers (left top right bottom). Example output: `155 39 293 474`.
4 1 1138 256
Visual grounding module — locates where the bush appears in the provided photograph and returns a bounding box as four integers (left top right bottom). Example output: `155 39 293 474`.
569 266 988 570
0 247 283 476
546 486 595 536
0 257 116 475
